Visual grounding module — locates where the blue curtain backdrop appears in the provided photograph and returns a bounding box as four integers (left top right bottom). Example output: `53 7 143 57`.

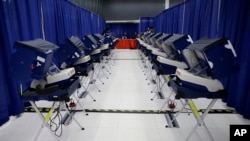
42 0 64 44
79 9 93 36
99 17 106 34
154 3 184 33
0 0 106 125
217 0 250 119
107 23 139 39
182 0 219 41
139 17 154 33
91 13 99 33
42 0 106 45
0 0 42 125
154 0 218 38
65 2 79 38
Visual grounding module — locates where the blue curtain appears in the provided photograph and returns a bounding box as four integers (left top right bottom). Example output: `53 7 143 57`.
42 0 82 44
0 0 42 125
154 4 184 33
91 13 99 33
182 0 219 40
91 14 106 34
65 2 79 38
154 12 163 32
99 17 106 34
42 0 106 44
155 0 218 38
77 5 107 36
107 23 139 39
217 0 250 119
42 0 80 44
79 9 93 35
77 8 92 36
139 17 155 33
42 0 63 44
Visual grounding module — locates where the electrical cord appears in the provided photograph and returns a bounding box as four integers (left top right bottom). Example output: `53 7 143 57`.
49 104 63 137
48 101 76 137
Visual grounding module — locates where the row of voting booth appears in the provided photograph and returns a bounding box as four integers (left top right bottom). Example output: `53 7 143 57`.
11 33 118 140
10 29 237 141
136 32 237 141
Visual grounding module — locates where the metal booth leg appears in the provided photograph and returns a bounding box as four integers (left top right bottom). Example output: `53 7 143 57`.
29 101 59 141
186 99 217 141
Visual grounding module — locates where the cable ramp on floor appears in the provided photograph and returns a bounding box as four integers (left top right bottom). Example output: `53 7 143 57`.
24 107 236 114
24 107 236 128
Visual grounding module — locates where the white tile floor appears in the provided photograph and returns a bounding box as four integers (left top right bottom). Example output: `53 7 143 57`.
1 49 250 141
